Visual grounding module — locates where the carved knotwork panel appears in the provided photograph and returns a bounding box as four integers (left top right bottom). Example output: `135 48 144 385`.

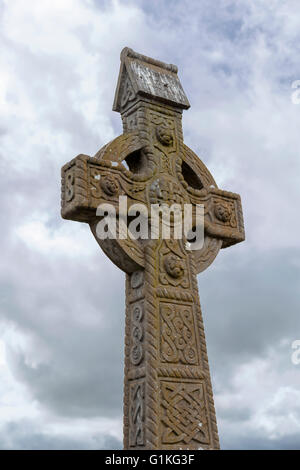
129 381 145 447
160 380 210 448
160 303 198 365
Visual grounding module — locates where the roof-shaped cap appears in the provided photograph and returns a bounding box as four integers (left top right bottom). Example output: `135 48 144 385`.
113 47 190 112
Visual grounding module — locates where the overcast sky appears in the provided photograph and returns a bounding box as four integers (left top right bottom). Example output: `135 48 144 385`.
1 0 300 450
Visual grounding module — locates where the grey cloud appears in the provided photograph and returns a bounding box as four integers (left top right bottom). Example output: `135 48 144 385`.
0 420 121 450
1 0 300 450
202 246 300 362
222 432 300 450
3 243 125 418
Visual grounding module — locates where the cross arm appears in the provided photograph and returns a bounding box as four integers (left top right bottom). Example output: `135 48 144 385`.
61 154 118 223
190 187 245 249
61 153 148 224
204 187 245 248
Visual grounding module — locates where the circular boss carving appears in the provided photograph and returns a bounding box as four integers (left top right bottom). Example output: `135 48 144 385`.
214 203 231 223
100 175 119 196
156 125 173 146
164 254 184 279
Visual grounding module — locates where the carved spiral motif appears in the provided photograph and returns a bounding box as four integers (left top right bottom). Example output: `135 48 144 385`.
164 254 184 279
214 203 231 223
156 125 173 146
66 170 75 202
100 175 119 196
130 304 144 366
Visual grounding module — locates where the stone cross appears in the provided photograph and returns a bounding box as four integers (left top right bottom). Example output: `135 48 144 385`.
61 48 245 450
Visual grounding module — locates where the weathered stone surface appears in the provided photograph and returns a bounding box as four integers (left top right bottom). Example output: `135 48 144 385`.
61 47 245 450
113 48 190 112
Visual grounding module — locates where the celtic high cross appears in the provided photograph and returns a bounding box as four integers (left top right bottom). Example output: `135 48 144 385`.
61 48 245 450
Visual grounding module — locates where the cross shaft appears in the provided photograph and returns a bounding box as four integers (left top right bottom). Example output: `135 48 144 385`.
61 48 245 449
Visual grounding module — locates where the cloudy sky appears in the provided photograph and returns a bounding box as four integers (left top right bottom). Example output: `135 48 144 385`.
1 0 300 450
